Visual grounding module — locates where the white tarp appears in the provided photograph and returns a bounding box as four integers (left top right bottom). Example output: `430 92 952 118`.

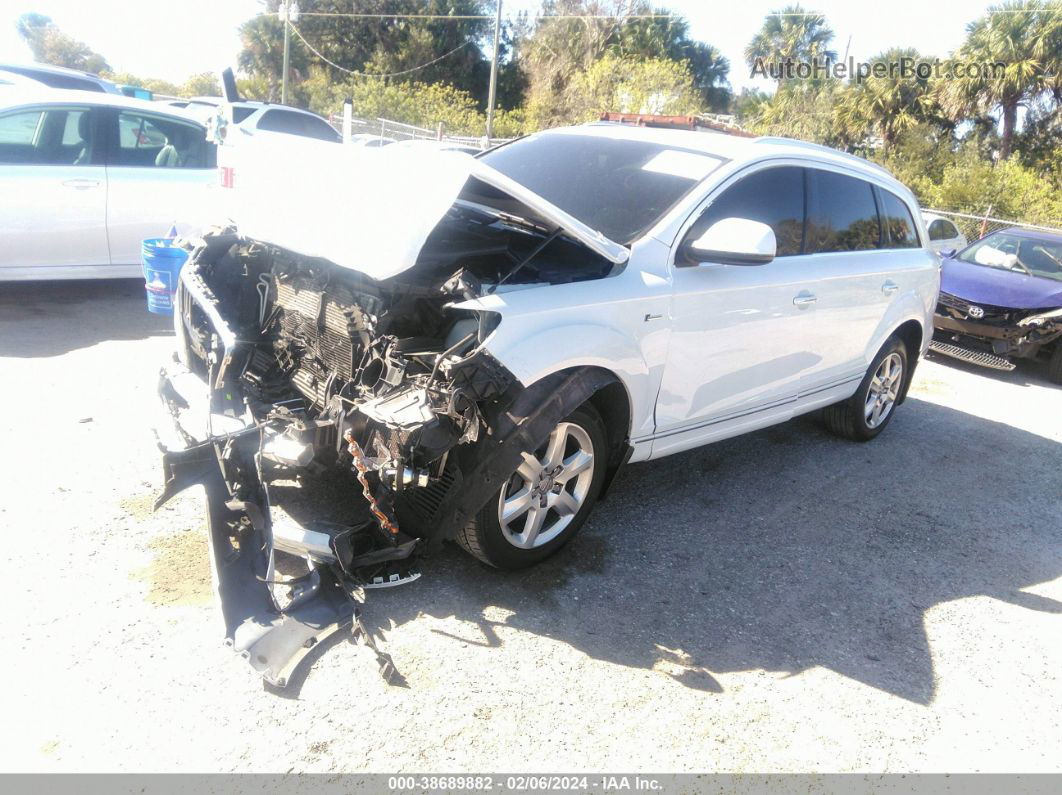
216 133 628 281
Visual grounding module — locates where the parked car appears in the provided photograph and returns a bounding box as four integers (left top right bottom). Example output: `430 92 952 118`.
922 212 968 254
931 227 1062 382
349 133 396 147
190 95 341 144
0 90 216 280
391 138 481 154
155 124 938 685
0 62 121 94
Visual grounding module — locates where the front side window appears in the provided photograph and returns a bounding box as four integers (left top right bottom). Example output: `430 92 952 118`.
928 219 947 240
113 112 212 168
685 166 805 256
806 169 881 253
879 190 919 249
0 106 93 165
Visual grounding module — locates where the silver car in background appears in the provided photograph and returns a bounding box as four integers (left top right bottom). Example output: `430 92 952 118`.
0 89 217 280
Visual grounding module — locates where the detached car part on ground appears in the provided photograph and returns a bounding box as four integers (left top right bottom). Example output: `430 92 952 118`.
155 126 938 686
930 228 1062 383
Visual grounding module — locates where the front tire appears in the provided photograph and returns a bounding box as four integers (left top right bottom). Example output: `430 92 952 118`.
457 404 608 569
824 336 908 441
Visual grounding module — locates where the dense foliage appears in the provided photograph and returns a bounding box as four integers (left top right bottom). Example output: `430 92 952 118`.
14 0 1061 224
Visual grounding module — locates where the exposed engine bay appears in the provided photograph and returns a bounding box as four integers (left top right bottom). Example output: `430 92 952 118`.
154 198 626 687
931 291 1062 371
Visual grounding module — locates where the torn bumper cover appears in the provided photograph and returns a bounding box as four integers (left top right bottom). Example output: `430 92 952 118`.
153 230 624 686
931 292 1062 371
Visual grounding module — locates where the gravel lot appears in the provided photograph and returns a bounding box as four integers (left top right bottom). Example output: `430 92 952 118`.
2 279 1060 774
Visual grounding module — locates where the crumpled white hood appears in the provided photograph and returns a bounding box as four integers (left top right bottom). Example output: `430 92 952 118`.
216 134 627 281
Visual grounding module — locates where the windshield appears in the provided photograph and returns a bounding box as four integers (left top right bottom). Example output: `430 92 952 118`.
480 132 724 244
958 231 1062 283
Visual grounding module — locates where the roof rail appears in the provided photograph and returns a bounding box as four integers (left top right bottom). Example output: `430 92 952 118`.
753 136 894 177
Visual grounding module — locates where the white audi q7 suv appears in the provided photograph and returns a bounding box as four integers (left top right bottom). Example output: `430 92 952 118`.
156 123 938 686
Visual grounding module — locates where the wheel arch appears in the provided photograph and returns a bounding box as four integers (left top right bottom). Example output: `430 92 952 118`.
890 318 924 404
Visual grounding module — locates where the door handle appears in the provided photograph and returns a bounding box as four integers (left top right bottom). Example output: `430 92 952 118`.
793 291 817 308
882 280 900 295
62 179 100 189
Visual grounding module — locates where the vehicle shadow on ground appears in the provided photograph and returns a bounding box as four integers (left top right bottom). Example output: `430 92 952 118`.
926 350 1060 389
348 398 1062 705
0 279 172 357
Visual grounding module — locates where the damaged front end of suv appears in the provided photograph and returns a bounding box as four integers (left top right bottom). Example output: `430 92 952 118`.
154 143 631 686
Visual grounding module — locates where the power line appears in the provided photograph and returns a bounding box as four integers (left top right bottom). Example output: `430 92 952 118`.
290 23 473 77
291 12 680 20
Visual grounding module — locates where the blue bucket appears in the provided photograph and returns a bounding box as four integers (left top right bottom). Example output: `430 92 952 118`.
141 238 189 316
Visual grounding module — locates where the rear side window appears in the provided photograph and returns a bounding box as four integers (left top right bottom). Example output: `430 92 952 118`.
806 170 881 253
113 112 213 168
257 109 340 142
232 107 256 123
880 190 919 248
687 166 806 256
928 218 958 241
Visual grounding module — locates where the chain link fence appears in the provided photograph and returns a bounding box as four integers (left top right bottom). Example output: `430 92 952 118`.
327 114 512 150
921 208 1062 244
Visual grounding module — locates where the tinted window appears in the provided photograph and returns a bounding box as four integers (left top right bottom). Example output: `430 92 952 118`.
112 112 212 168
232 107 255 123
0 107 93 165
942 220 959 239
685 166 805 256
806 170 881 253
480 133 724 243
928 219 946 240
257 109 340 142
880 190 919 248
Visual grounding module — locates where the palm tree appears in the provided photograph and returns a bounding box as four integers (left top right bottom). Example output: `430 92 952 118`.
937 0 1062 158
835 48 943 149
744 4 837 80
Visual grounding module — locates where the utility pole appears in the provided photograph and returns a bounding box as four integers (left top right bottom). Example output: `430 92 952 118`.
281 0 292 105
485 0 502 142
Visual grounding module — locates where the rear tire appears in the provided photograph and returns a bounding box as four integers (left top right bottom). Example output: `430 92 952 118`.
1048 345 1062 385
457 404 608 569
824 336 908 442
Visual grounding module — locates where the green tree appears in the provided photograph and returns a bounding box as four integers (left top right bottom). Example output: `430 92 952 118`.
566 54 703 120
744 4 836 81
937 0 1062 158
522 1 728 125
15 13 109 73
834 48 945 149
180 72 222 98
242 1 492 104
238 13 303 102
747 79 843 146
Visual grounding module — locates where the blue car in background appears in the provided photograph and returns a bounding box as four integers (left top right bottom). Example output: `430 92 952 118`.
931 227 1062 384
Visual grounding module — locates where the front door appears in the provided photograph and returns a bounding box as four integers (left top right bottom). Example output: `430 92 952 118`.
654 165 817 452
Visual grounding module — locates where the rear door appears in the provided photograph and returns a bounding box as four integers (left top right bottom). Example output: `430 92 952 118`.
0 103 110 278
103 108 216 267
795 167 891 391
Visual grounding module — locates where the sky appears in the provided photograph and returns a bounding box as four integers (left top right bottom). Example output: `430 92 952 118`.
0 0 997 93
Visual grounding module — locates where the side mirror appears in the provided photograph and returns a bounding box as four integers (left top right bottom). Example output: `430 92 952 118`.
682 218 776 266
940 248 957 259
